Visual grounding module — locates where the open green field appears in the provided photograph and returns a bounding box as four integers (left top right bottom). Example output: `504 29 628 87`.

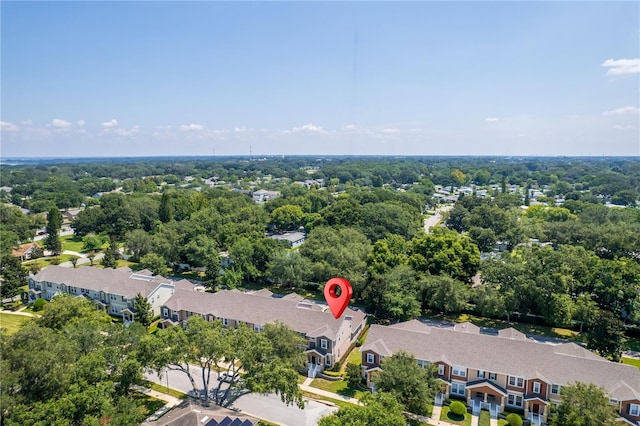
0 312 31 334
23 254 76 269
60 234 86 252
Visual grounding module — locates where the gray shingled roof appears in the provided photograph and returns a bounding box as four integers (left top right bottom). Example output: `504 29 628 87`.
32 266 187 298
362 320 640 398
163 289 365 340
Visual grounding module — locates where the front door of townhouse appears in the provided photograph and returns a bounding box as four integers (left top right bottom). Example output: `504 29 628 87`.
533 403 540 414
311 355 316 365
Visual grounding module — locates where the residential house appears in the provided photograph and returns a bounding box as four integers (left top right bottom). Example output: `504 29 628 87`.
361 320 640 425
160 288 366 377
61 208 83 225
268 231 306 248
148 402 258 426
28 266 199 322
252 189 280 204
12 242 41 261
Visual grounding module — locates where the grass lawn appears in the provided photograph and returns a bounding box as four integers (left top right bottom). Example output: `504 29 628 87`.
0 312 31 334
23 254 76 269
131 392 166 417
60 235 86 252
140 380 188 399
622 357 640 369
309 378 366 400
440 406 472 426
347 345 362 366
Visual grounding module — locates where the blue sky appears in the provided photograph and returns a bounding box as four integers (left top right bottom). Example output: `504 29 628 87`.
1 1 639 157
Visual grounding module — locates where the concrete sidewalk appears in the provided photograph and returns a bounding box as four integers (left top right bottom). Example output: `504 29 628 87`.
299 378 362 405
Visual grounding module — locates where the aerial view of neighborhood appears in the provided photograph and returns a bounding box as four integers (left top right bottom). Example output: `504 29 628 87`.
0 1 638 426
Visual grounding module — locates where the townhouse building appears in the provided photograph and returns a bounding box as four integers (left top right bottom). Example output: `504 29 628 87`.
28 266 198 321
361 320 640 425
160 288 367 376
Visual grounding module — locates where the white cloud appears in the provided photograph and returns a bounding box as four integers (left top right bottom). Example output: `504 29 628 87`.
113 125 140 136
613 124 634 130
603 105 640 116
101 119 118 127
51 118 72 128
77 120 85 126
234 126 247 133
180 123 205 131
602 58 640 75
20 119 33 126
0 121 20 132
381 128 400 134
289 123 328 134
485 117 499 122
344 124 357 130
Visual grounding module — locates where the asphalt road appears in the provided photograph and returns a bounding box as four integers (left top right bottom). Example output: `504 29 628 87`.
423 205 452 233
145 366 336 426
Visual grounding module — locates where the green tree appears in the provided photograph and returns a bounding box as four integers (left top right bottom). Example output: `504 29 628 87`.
556 382 617 426
44 206 62 255
318 392 406 426
0 254 28 300
138 253 167 276
133 293 153 327
125 229 154 261
270 204 305 231
82 234 104 252
409 228 480 282
363 265 421 322
372 351 439 415
421 274 470 314
148 316 304 408
345 363 362 388
586 310 626 361
266 250 311 288
87 250 96 266
69 255 79 268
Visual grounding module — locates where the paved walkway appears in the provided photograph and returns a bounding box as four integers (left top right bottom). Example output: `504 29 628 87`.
0 308 36 317
299 378 362 405
471 412 479 426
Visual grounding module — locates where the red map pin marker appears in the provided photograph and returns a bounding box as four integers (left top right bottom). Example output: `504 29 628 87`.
324 277 353 319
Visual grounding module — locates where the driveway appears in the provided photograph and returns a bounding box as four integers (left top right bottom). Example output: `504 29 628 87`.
145 367 336 426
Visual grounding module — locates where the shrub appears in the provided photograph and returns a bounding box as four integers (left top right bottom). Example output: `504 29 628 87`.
449 401 466 416
506 413 523 426
345 363 362 388
33 298 46 312
49 257 60 265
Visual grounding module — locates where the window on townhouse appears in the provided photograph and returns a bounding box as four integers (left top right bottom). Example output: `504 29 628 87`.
630 404 640 416
47 283 51 287
451 382 465 396
325 357 331 366
452 366 466 377
533 382 541 394
507 394 523 407
417 360 428 368
477 370 485 378
320 339 328 349
162 308 168 317
110 295 116 300
366 353 375 364
121 296 126 302
609 398 618 405
254 325 263 332
508 376 524 387
489 372 497 380
551 384 560 395
222 318 229 326
438 364 445 375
